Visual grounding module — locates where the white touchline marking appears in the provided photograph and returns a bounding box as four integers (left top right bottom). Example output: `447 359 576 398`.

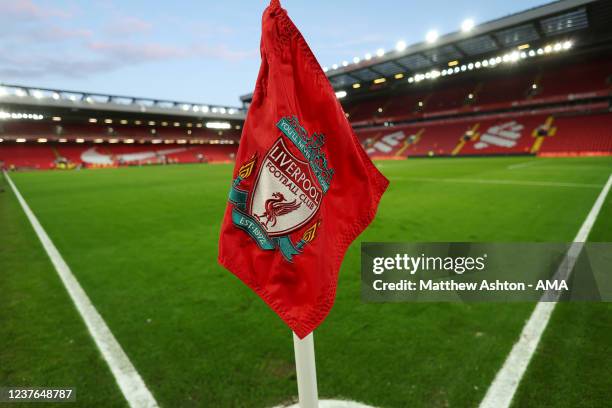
390 176 602 189
3 171 159 408
479 173 612 408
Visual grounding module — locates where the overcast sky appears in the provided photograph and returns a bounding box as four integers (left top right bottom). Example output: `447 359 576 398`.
0 0 551 106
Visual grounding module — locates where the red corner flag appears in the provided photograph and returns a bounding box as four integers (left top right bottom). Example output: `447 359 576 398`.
218 0 388 339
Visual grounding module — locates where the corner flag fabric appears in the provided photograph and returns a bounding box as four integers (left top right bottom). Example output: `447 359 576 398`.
218 0 388 339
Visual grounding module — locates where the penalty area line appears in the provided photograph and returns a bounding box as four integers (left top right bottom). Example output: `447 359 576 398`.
479 173 612 408
3 171 159 408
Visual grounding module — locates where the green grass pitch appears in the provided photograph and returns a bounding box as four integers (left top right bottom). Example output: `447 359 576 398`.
1 156 611 407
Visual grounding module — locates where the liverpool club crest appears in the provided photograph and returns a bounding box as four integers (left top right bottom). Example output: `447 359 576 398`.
227 116 334 261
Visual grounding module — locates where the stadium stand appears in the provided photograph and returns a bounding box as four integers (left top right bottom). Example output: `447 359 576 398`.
0 120 240 169
341 50 612 160
0 122 241 142
0 144 56 170
539 113 612 156
344 57 612 127
357 111 612 158
0 143 237 170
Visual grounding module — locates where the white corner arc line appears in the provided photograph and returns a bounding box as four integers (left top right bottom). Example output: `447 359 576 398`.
272 399 377 408
479 173 612 408
4 171 159 408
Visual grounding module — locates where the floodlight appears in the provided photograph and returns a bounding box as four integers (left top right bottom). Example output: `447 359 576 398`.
426 30 439 43
206 121 231 129
461 19 474 32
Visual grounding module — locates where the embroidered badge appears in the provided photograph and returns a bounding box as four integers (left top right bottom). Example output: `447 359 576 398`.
228 116 334 261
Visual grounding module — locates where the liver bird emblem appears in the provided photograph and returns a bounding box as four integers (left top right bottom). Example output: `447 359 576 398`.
255 192 301 228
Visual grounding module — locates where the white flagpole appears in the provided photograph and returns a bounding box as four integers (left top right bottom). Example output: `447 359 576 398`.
293 332 319 408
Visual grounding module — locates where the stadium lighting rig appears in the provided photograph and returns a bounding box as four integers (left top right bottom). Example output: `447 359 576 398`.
335 40 573 98
0 111 44 120
206 121 231 129
414 40 575 81
318 1 588 92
